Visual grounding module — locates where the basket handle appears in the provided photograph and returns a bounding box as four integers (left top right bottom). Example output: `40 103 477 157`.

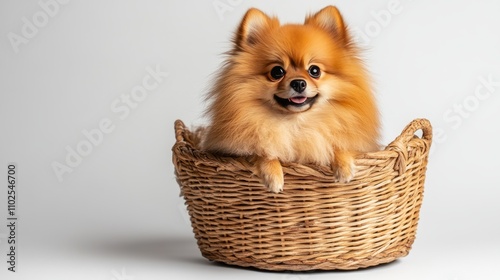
386 118 432 175
174 119 186 143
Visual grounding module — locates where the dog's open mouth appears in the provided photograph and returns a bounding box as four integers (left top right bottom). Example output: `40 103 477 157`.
274 94 318 109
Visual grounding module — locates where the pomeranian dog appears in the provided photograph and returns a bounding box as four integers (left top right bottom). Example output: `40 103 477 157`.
202 6 380 193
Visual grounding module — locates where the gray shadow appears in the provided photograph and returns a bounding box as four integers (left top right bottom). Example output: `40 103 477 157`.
75 235 209 266
74 235 403 274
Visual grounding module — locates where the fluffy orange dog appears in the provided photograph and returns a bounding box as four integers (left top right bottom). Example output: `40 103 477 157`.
202 6 380 193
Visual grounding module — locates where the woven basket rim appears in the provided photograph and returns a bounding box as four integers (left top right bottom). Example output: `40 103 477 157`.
173 118 432 178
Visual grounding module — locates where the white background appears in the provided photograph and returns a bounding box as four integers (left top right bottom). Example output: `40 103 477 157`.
1 0 500 279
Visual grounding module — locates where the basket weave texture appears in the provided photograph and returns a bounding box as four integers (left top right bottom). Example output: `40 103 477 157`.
172 119 432 271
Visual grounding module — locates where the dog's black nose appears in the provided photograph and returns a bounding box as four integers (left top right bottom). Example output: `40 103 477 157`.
290 79 307 93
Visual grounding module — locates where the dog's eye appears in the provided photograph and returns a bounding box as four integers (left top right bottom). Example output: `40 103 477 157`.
308 65 321 79
269 66 285 81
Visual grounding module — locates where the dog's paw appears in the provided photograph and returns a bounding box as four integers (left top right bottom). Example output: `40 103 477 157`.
256 158 284 193
332 151 356 183
263 172 284 193
335 160 355 183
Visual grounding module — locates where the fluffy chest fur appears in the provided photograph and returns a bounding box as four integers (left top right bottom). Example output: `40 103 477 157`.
203 112 338 165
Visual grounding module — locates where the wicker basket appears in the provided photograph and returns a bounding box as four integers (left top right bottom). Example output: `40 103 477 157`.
172 118 432 271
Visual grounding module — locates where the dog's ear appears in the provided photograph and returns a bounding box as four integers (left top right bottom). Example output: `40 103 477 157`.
305 6 349 45
234 8 278 48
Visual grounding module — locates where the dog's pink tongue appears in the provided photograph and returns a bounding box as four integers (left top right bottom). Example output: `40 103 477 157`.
289 96 307 104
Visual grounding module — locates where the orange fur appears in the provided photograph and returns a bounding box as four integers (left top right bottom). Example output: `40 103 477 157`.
202 6 380 192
